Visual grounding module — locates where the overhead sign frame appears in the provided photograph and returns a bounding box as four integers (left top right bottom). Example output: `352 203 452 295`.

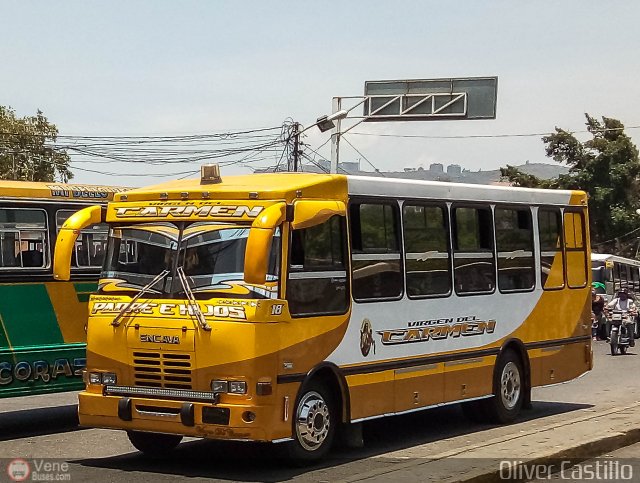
363 76 498 122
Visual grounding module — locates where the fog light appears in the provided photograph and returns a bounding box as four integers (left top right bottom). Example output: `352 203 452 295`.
211 380 228 393
89 372 102 385
102 372 117 385
229 381 247 394
242 411 256 423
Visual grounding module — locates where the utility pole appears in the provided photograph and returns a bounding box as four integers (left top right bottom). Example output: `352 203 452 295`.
292 122 300 172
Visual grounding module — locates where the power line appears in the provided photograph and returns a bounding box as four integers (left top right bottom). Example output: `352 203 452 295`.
341 136 386 177
348 125 640 140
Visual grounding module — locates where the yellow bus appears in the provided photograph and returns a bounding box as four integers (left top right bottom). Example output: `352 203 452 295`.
0 181 127 398
54 169 592 461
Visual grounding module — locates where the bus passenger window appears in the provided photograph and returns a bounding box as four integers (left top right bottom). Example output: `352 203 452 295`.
402 204 451 297
538 208 564 290
452 206 495 295
495 207 535 292
0 208 47 269
564 210 587 288
287 216 348 316
350 202 403 301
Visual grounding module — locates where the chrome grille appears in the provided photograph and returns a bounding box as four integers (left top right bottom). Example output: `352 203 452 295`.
133 351 193 389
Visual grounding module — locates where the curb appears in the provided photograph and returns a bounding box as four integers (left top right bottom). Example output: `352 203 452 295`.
462 427 640 482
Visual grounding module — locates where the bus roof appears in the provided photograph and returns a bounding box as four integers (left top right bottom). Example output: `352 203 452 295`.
114 172 585 206
591 253 640 267
0 180 128 201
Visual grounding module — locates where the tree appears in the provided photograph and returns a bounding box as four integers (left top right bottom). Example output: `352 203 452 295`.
501 114 640 256
0 106 73 182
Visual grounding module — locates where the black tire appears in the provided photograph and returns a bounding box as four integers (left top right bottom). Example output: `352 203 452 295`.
127 431 182 457
611 342 618 356
479 350 524 424
287 382 337 464
620 345 627 355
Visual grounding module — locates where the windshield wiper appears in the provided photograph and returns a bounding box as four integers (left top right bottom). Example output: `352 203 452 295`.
177 266 211 331
111 269 170 327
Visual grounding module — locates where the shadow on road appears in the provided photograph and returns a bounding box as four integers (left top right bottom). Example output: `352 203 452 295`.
74 400 592 482
0 405 79 441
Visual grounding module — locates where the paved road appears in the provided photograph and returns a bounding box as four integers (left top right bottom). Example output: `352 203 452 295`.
0 339 638 482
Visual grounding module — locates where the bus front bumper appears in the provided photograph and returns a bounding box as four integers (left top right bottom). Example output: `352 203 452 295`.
78 390 287 442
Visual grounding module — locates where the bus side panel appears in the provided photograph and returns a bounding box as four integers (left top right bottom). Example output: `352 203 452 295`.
0 281 90 397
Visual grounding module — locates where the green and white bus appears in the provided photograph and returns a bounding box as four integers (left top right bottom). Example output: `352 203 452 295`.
0 180 126 398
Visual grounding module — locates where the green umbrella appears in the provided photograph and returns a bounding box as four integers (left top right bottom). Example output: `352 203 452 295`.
591 282 606 290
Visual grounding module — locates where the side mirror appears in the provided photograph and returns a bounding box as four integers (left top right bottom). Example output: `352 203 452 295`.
291 200 346 230
244 203 286 285
54 205 105 281
243 200 346 286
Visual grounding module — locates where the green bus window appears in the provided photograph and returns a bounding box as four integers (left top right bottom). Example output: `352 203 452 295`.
495 207 535 292
402 203 451 297
0 208 47 269
350 202 403 301
538 208 564 290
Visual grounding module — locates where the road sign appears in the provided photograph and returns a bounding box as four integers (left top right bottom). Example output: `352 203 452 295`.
363 77 497 121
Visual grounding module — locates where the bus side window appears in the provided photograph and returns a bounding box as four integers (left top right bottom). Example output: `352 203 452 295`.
287 215 348 316
350 202 403 301
538 208 564 290
564 210 588 288
495 207 535 292
452 205 495 295
402 203 451 297
0 208 47 269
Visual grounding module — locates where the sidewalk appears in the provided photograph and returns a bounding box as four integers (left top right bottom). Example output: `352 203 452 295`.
334 401 640 482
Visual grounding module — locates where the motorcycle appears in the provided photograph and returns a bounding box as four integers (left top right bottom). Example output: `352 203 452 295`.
609 310 634 355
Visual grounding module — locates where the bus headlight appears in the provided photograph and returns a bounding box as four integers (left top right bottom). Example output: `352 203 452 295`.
102 372 117 385
211 380 228 393
211 379 247 394
229 381 247 394
86 371 117 385
88 372 102 385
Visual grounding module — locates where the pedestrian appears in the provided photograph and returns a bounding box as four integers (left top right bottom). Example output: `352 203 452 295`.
591 284 606 340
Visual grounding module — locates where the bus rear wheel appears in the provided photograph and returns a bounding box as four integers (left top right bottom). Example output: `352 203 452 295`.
127 430 183 457
482 350 524 424
287 382 337 464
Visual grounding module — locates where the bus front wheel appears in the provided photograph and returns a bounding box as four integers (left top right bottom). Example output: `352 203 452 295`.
287 382 337 463
127 430 183 457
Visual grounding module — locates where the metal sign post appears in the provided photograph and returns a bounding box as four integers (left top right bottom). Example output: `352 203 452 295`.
329 76 498 173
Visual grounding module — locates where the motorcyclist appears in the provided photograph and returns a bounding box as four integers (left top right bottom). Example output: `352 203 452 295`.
606 287 637 347
591 283 607 340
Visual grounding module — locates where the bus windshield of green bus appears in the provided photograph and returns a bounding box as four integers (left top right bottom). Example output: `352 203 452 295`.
100 221 280 299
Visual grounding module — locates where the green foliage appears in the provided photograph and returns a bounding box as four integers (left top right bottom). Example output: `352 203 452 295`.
0 106 73 182
501 114 640 256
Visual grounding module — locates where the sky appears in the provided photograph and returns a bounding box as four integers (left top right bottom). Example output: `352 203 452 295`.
3 1 640 187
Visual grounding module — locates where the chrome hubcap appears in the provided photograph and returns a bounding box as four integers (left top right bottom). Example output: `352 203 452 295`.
295 391 330 451
500 361 521 410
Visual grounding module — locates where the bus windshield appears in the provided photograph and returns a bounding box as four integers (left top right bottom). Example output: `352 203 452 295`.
100 221 280 299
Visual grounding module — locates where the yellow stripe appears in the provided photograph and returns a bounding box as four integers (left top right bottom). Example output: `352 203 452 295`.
45 282 87 343
0 313 18 364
